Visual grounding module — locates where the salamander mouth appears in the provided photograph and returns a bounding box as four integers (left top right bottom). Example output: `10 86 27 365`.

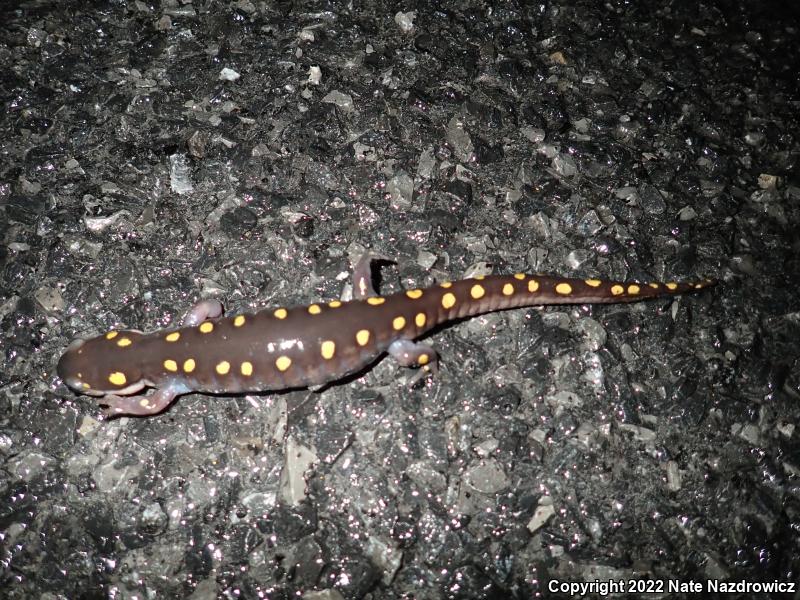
103 381 148 396
82 381 149 397
63 376 105 396
61 376 147 397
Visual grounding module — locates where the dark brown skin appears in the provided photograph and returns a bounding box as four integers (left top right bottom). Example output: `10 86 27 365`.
58 271 715 417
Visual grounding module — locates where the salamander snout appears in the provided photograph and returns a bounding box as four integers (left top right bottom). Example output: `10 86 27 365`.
57 337 97 394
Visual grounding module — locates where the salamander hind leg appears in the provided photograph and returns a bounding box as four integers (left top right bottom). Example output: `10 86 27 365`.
99 383 188 418
183 299 224 327
388 339 439 386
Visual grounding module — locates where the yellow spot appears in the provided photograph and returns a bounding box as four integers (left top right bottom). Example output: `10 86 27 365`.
406 289 423 299
105 331 118 340
164 359 178 372
308 304 322 315
117 337 132 347
393 316 406 330
418 353 430 365
528 279 539 292
321 340 336 359
329 300 342 308
274 308 288 319
502 283 514 296
166 332 180 342
628 284 641 295
108 372 126 386
216 361 230 375
440 281 453 288
694 283 704 289
82 382 91 390
666 282 678 291
415 312 427 327
276 356 292 372
611 284 624 296
367 297 385 306
649 283 660 289
234 315 246 327
356 329 371 346
183 358 196 373
442 292 456 309
470 284 486 299
199 322 214 333
514 273 526 280
241 361 253 376
139 399 150 408
585 279 602 287
474 275 485 280
555 282 572 295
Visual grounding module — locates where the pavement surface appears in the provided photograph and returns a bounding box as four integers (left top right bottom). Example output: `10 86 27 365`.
1 1 798 598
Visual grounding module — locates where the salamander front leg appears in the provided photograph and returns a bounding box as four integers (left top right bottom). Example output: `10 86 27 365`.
353 253 395 300
388 339 439 386
183 299 224 327
99 383 189 418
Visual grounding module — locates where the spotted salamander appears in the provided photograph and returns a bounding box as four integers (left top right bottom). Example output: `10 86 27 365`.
57 255 715 418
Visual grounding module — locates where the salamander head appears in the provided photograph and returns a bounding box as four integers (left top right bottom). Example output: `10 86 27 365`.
57 330 147 397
